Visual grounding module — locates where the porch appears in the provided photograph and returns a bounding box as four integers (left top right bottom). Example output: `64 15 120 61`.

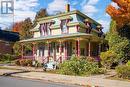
20 33 105 64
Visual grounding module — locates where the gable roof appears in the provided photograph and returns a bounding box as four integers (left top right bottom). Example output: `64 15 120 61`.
37 10 101 26
0 30 19 42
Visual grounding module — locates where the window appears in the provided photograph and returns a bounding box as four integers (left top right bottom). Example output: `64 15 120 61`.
85 22 91 33
61 19 68 33
40 22 52 36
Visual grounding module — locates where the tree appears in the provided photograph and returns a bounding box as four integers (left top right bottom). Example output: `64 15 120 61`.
13 42 22 56
13 42 33 56
12 22 23 33
12 18 33 56
106 0 130 39
12 18 33 40
20 18 33 40
35 8 48 20
100 20 130 68
33 8 48 26
106 0 130 29
106 31 130 63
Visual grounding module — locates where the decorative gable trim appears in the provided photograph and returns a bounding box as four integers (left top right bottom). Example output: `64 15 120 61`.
50 25 60 29
58 16 72 20
67 22 88 28
39 20 55 24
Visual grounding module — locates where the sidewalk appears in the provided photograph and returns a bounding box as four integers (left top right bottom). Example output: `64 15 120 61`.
0 65 43 72
11 71 130 87
0 65 130 87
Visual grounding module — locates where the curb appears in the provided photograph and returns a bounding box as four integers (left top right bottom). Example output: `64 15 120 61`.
2 71 29 76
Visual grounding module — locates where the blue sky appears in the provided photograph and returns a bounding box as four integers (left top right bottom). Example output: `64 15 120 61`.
0 0 115 32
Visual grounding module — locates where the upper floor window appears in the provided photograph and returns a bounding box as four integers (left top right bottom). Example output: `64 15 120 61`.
40 22 52 36
60 19 69 34
85 22 91 33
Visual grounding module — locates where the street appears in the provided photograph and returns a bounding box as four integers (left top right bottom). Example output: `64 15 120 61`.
0 76 80 87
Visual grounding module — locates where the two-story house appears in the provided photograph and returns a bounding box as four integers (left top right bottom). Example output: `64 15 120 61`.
20 4 106 66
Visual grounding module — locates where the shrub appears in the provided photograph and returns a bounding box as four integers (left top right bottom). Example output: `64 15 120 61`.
25 59 33 66
100 50 117 69
116 65 130 79
14 59 20 66
126 60 130 66
58 56 105 76
0 54 16 62
14 59 33 66
86 56 96 62
19 59 27 66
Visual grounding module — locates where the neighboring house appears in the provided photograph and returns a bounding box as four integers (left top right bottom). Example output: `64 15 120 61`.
0 29 19 55
20 4 106 68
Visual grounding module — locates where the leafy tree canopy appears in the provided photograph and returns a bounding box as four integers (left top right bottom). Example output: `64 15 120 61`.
106 0 130 39
106 0 130 29
100 20 130 67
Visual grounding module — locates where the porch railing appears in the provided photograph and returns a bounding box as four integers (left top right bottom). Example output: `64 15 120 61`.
42 56 49 63
23 56 34 59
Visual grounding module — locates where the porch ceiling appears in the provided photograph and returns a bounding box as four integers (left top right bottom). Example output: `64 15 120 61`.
19 33 101 43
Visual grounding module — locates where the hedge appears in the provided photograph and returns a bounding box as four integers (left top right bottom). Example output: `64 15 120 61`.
116 65 130 79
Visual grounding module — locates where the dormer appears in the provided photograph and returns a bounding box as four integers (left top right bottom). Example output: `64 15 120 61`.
39 20 55 36
30 9 103 38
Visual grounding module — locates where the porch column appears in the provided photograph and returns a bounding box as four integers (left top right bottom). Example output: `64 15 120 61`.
64 41 67 60
78 39 80 56
21 43 24 59
59 41 62 63
76 38 80 57
32 42 36 60
98 43 101 55
88 39 91 57
86 42 88 56
54 43 56 61
47 42 51 63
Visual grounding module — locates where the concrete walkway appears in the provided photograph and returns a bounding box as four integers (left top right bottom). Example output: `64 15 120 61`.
0 66 130 87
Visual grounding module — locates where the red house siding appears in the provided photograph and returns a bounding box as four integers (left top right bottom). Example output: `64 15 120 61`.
0 41 13 55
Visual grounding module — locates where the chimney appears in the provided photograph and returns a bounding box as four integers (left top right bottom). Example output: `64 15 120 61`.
66 4 70 12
